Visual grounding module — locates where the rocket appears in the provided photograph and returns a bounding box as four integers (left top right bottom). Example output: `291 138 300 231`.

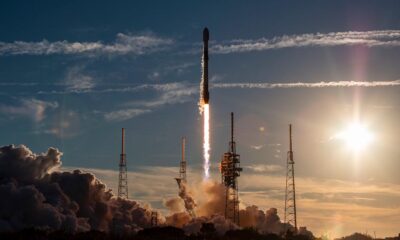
201 27 210 104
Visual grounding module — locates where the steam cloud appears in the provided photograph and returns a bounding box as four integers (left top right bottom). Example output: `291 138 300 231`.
166 180 294 235
0 145 159 234
177 181 197 216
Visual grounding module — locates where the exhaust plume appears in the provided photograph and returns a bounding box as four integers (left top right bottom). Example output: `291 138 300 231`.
203 104 211 179
166 180 296 235
177 181 197 217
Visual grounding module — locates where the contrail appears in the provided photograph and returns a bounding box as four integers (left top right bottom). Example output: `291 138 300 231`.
212 80 400 89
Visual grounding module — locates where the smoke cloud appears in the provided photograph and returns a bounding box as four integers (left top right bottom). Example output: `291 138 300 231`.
165 180 293 235
177 181 197 216
0 145 159 234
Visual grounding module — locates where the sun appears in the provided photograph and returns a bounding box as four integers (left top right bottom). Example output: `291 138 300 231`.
335 122 374 151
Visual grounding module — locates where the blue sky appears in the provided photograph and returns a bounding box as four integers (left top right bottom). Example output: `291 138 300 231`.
1 1 400 237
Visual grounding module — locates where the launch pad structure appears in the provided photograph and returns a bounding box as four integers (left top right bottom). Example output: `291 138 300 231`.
175 137 196 218
118 128 129 199
284 124 297 233
220 112 242 226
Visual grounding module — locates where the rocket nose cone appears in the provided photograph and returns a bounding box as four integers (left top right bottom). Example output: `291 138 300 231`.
203 28 209 41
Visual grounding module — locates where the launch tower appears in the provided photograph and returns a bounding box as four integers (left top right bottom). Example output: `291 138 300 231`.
284 124 297 232
175 137 196 218
118 128 129 199
175 137 187 185
220 112 242 226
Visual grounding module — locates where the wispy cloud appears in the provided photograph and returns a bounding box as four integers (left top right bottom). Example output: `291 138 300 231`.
35 79 400 95
103 108 152 122
33 110 81 139
0 33 174 56
126 82 197 108
147 62 195 81
211 30 400 54
250 145 264 150
101 82 197 122
245 164 283 173
0 98 58 122
2 30 400 57
64 66 95 91
0 82 38 86
213 80 400 89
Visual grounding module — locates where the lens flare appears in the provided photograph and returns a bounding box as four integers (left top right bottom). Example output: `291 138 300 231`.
334 122 374 151
203 104 210 179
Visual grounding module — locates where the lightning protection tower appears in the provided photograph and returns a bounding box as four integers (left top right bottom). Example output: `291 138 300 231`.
118 128 129 199
284 124 297 232
220 112 242 226
175 137 187 185
175 137 187 190
175 137 196 218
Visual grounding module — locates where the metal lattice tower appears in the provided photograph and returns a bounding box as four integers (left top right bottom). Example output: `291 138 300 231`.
175 137 187 187
118 128 129 199
175 137 196 218
179 137 187 182
284 124 297 232
220 112 242 226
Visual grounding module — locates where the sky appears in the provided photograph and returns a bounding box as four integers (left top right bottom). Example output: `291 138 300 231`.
0 0 400 238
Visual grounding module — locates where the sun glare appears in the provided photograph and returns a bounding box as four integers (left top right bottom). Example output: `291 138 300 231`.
335 123 374 151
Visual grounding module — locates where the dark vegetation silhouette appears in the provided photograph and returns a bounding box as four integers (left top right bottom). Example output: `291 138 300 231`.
0 224 316 240
3 228 397 240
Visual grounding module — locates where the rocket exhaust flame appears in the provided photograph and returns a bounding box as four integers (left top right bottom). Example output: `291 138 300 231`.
203 104 210 179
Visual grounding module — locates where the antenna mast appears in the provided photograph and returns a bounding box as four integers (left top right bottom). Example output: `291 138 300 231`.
118 128 129 198
180 137 187 182
284 124 297 232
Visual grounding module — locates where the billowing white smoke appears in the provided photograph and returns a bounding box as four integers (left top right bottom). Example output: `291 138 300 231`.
0 145 161 234
178 181 197 216
165 180 294 235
